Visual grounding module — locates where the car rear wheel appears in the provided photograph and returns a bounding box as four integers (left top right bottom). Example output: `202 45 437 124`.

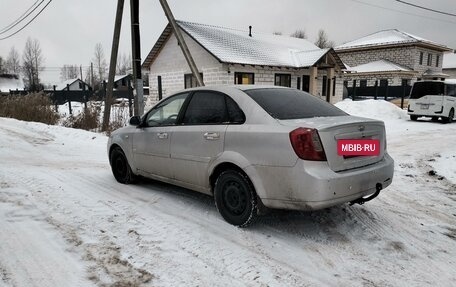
214 170 258 227
110 147 136 184
410 115 418 121
431 117 439 122
442 108 454 124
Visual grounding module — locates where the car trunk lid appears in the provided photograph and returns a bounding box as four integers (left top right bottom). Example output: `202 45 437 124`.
279 116 386 172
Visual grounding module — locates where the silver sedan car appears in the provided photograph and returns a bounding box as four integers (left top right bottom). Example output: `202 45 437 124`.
108 86 394 226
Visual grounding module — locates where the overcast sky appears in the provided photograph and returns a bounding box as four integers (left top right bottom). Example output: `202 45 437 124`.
1 0 455 84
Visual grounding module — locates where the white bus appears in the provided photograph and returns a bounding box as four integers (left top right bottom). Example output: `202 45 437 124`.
407 79 456 123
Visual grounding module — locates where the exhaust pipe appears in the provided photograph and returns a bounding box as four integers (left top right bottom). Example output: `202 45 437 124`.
349 183 382 206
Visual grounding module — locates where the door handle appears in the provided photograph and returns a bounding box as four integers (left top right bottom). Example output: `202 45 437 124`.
203 132 220 140
157 132 168 139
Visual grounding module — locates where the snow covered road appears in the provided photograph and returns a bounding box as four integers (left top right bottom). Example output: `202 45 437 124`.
1 100 455 286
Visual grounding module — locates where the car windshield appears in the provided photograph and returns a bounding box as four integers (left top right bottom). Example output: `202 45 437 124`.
244 88 347 120
410 82 444 99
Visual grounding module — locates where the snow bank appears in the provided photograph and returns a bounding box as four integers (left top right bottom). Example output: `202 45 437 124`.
335 99 408 122
430 150 456 184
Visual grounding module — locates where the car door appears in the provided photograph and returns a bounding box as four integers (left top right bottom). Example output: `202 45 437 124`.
132 92 189 178
169 91 230 190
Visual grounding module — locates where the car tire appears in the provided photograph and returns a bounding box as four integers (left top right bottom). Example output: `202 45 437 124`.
431 117 439 122
110 147 136 184
214 170 258 227
410 115 418 121
443 108 454 124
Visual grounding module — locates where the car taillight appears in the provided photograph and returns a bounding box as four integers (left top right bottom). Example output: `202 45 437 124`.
289 128 326 161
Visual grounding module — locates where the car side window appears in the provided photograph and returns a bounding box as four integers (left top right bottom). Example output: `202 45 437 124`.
182 91 227 125
226 96 245 124
145 93 189 127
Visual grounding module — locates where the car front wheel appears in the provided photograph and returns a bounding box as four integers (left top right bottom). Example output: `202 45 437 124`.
110 146 136 184
214 170 258 227
410 115 418 121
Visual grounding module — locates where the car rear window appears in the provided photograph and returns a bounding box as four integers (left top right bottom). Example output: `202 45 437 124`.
410 82 444 99
244 88 347 120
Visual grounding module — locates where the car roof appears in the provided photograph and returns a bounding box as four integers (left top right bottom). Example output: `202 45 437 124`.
181 84 292 93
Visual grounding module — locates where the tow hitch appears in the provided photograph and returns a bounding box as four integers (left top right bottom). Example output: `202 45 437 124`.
349 183 382 206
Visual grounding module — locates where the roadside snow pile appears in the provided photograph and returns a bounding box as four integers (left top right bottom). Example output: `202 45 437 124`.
429 151 456 184
335 99 408 122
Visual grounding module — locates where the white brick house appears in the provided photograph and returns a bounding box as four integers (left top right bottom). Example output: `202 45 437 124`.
335 29 452 99
142 21 346 104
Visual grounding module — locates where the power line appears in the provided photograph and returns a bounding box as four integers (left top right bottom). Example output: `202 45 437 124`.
0 0 53 41
395 0 456 17
350 0 456 25
0 0 45 35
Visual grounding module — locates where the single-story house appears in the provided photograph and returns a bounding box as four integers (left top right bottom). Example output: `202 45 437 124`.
335 29 453 99
443 53 456 79
142 21 346 103
55 78 91 91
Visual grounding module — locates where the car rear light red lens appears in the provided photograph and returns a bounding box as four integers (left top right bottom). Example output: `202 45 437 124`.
289 128 327 161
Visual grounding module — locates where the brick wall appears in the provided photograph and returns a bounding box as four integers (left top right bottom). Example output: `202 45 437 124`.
338 47 415 69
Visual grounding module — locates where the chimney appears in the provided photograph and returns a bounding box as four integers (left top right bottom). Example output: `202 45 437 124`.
249 26 252 37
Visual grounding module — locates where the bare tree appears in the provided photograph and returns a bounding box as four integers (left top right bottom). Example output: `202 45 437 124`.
314 29 335 48
290 29 307 39
22 37 44 91
0 57 6 73
116 52 131 75
273 31 282 36
6 47 21 74
60 64 79 81
92 43 107 88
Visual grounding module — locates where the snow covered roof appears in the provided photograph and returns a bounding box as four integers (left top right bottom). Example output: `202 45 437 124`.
422 70 449 78
55 78 91 91
336 29 451 52
0 74 24 92
347 59 414 74
143 21 345 69
443 53 456 69
55 78 80 90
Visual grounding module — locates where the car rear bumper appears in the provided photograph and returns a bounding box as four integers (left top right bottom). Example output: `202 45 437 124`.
251 153 394 211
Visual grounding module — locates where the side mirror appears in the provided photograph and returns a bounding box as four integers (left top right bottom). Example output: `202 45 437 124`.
129 116 141 126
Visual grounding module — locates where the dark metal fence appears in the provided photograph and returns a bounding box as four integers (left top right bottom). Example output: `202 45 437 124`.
345 84 411 108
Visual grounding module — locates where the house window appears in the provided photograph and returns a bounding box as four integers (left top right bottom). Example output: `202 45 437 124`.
436 55 440 67
360 80 367 88
184 73 203 89
427 54 432 66
380 79 388 87
274 74 291 87
401 79 410 86
419 52 424 65
79 82 83 89
297 77 301 90
234 72 254 85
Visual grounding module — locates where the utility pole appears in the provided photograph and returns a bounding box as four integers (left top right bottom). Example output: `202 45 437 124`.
80 65 83 80
102 0 124 132
130 0 144 116
159 0 204 87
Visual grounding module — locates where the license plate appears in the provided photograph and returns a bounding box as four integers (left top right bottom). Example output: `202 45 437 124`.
421 104 429 109
337 139 380 156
